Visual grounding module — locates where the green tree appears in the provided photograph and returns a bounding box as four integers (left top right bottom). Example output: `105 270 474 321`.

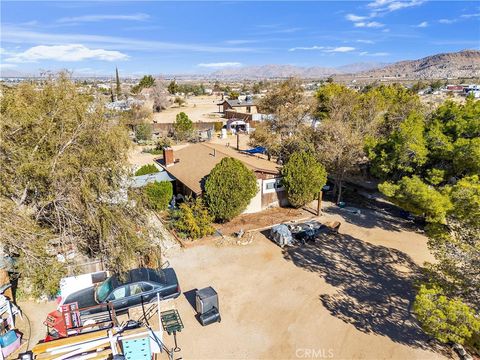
379 176 452 223
414 285 480 345
171 198 214 239
173 112 193 141
204 158 258 222
281 151 327 207
132 75 155 93
228 91 240 99
168 80 178 95
369 112 428 180
115 66 121 98
0 74 156 297
135 164 159 176
143 181 173 211
135 123 152 141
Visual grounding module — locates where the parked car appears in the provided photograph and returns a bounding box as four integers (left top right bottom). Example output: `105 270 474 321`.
60 267 181 314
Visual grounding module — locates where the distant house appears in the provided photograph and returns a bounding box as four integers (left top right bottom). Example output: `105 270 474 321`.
217 98 259 122
156 143 287 214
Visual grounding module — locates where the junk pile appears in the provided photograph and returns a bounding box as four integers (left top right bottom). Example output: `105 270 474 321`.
270 220 342 248
0 273 24 359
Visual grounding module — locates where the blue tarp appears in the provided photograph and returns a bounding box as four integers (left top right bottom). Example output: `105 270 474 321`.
242 146 267 155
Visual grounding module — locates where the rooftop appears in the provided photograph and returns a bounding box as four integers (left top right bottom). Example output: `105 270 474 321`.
157 142 280 195
218 99 256 107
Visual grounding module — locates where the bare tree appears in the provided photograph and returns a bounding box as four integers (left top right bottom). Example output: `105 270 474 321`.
151 79 170 112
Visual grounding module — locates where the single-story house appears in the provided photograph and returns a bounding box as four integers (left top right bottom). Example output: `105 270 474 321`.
156 143 287 214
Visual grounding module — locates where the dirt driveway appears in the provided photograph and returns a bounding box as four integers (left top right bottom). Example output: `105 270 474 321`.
164 207 448 360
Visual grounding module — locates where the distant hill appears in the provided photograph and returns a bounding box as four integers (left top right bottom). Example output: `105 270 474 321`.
211 63 388 79
359 50 480 79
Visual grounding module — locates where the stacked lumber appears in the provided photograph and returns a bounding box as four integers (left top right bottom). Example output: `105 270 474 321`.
32 326 151 360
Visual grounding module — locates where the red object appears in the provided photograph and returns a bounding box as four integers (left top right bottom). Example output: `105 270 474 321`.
44 310 67 338
44 302 81 341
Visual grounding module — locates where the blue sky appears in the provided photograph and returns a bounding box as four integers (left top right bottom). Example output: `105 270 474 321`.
1 1 479 76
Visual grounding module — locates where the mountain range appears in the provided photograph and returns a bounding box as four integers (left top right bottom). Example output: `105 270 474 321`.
211 50 480 80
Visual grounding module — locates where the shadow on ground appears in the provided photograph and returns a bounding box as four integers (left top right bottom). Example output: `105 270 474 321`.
283 233 438 351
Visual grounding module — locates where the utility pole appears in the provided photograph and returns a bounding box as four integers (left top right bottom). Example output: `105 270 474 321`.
317 191 322 216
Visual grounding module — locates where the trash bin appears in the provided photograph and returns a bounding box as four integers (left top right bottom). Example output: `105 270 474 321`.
196 287 221 326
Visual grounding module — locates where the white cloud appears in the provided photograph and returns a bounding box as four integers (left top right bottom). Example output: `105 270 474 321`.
360 51 389 56
2 26 254 53
288 46 354 53
439 18 456 24
356 39 375 44
461 13 480 18
415 21 428 27
345 14 368 22
325 47 355 53
368 0 424 12
197 62 242 68
225 39 259 45
57 13 149 23
354 21 385 28
5 44 129 63
288 46 325 52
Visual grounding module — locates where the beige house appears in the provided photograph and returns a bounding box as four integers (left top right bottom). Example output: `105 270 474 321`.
157 143 287 213
217 99 258 122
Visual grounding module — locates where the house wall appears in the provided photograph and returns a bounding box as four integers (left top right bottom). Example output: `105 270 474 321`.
243 179 263 214
261 177 289 209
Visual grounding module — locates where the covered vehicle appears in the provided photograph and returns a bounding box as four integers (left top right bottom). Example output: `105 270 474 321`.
60 267 181 314
288 220 323 244
270 224 295 248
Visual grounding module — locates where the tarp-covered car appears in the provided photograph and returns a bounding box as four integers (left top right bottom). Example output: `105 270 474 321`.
270 224 295 248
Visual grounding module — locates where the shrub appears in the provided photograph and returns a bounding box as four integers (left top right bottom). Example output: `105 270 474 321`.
214 121 224 132
204 157 258 222
143 181 173 211
135 164 159 176
172 198 214 239
281 151 327 208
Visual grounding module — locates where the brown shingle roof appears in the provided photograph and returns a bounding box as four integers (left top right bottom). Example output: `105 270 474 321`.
158 143 280 195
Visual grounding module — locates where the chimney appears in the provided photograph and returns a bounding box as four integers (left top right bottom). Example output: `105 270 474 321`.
163 147 174 167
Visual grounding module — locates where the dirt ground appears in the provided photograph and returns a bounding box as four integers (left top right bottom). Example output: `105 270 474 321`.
158 201 450 360
152 95 222 124
16 201 451 360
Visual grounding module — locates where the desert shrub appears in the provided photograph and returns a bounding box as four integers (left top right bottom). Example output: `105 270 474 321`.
144 181 173 211
171 198 214 239
204 157 258 222
135 164 159 176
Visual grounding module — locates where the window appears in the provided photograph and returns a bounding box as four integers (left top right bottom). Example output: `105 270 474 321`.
264 178 284 193
265 182 275 190
107 286 127 301
130 283 143 296
142 283 154 292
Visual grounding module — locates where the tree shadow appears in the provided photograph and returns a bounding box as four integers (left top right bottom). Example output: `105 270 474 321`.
283 233 441 352
323 201 422 233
